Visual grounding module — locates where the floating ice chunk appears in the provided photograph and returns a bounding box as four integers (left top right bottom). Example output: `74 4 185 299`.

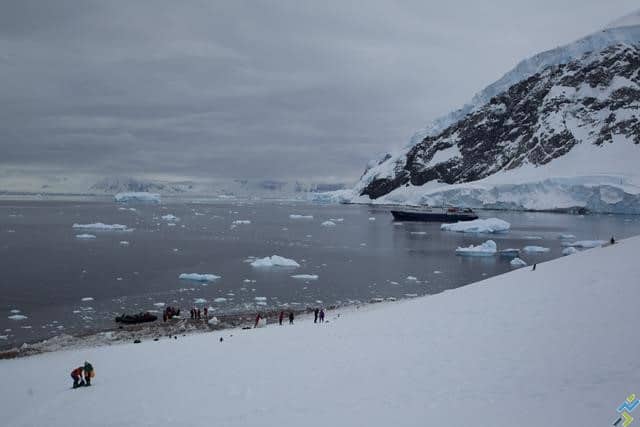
213 297 227 303
321 221 336 227
250 255 300 268
406 276 418 281
161 214 179 222
328 218 344 222
523 235 542 240
194 298 207 304
119 241 130 246
179 273 221 282
456 240 497 256
81 297 94 302
254 296 267 302
75 234 96 239
558 234 576 240
562 247 578 256
522 245 550 253
289 214 314 219
9 309 20 314
433 270 442 274
291 274 319 280
72 223 131 231
208 317 219 326
0 335 7 340
405 293 418 297
441 218 510 234
8 314 27 320
368 217 375 221
566 240 606 248
410 231 427 235
114 192 160 203
510 257 527 268
499 248 520 257
153 302 165 307
232 220 251 225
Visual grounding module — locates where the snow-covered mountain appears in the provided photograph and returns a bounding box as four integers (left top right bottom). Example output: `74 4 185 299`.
90 176 197 194
339 10 640 214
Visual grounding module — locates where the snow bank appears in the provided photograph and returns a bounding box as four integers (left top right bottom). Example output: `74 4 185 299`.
72 223 131 231
522 245 550 253
114 192 160 203
2 236 640 426
441 218 510 233
178 273 221 282
455 240 497 256
510 257 527 267
75 234 96 239
291 274 319 280
250 255 300 268
321 221 336 227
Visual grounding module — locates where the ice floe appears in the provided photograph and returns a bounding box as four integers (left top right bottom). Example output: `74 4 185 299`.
161 214 179 222
72 223 131 231
232 220 251 225
8 314 27 320
250 255 300 268
208 317 219 326
562 247 578 256
119 241 130 246
213 298 227 303
193 298 207 304
289 214 314 219
499 248 520 257
254 296 267 302
368 217 376 221
522 245 550 253
565 240 606 248
153 302 165 307
321 221 336 227
291 274 319 280
114 192 160 203
558 234 576 240
75 234 96 239
441 218 510 233
178 273 221 282
81 297 94 302
455 240 497 256
510 257 527 267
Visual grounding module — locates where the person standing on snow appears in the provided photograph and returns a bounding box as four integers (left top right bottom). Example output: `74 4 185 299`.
279 310 284 326
319 309 325 323
254 313 261 328
314 308 319 323
289 312 294 324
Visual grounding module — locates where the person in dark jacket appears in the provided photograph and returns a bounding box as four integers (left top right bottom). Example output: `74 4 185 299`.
254 313 261 328
288 312 294 324
71 366 85 388
279 311 284 326
83 361 94 386
319 309 325 323
314 308 319 323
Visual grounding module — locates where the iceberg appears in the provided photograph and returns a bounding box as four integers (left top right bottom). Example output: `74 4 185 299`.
510 257 527 267
291 274 319 280
321 221 336 227
114 192 161 203
72 223 131 231
441 218 510 234
522 246 550 253
562 247 579 256
178 273 221 282
455 240 497 256
250 255 300 268
75 234 96 239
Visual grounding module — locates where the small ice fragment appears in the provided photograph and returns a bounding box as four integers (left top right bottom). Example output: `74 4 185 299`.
441 218 510 233
406 276 418 281
562 247 578 256
194 298 207 304
8 314 27 320
250 255 300 268
75 234 96 239
522 245 550 253
291 274 319 280
179 273 221 282
321 221 336 227
81 297 94 302
455 240 497 256
510 257 527 268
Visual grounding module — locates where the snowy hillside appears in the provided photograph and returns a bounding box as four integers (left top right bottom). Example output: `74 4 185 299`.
346 10 640 213
2 235 639 426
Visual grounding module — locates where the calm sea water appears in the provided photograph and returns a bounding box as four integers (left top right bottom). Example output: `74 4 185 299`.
1 197 639 348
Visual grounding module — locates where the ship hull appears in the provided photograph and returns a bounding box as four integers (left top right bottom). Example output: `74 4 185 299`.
390 210 478 222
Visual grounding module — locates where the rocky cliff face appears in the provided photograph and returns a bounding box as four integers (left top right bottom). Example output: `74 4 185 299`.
361 44 640 199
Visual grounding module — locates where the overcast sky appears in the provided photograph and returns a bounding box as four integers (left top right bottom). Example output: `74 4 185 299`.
0 0 637 189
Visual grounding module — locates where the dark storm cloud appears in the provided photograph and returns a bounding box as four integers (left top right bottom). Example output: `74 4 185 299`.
0 0 637 186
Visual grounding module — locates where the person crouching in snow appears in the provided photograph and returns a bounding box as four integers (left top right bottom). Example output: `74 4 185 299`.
71 366 85 388
83 361 95 386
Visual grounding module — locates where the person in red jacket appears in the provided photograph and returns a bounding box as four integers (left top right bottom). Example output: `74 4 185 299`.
71 366 85 388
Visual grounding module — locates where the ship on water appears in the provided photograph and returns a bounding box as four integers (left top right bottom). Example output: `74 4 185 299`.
390 205 478 222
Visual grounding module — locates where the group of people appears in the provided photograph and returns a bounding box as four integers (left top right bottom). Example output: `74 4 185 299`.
313 308 326 323
190 307 209 320
70 361 95 389
277 311 295 326
162 306 180 322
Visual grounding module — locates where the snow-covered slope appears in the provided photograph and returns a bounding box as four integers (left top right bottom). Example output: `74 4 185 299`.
2 235 639 426
348 10 640 213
